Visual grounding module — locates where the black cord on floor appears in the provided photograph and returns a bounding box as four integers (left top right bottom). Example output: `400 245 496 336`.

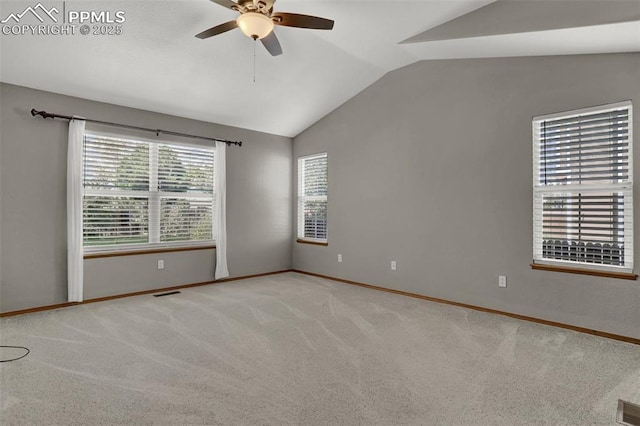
0 345 30 362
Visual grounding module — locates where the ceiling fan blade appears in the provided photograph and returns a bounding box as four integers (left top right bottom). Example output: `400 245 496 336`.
261 31 282 56
195 20 238 39
272 13 334 30
208 0 240 11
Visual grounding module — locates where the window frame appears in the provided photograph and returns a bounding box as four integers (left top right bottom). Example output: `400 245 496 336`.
532 100 634 275
82 130 216 255
297 152 328 244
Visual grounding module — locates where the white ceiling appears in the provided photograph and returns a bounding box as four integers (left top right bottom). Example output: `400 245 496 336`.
1 0 639 137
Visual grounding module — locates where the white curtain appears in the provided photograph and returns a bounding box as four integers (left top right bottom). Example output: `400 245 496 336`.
214 141 229 279
67 118 85 302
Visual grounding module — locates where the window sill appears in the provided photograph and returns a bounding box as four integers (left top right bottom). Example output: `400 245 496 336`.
84 245 216 259
296 239 328 247
530 263 637 280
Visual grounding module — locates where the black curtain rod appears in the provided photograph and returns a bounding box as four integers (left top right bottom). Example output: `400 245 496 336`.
30 109 242 147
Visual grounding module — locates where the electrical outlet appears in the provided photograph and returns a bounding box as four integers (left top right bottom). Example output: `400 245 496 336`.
391 261 397 271
158 260 164 270
498 275 507 288
338 254 343 263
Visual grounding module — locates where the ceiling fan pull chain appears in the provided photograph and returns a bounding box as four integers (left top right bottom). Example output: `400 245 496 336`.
253 38 257 83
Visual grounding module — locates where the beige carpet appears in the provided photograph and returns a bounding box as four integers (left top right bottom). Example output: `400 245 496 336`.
1 272 639 425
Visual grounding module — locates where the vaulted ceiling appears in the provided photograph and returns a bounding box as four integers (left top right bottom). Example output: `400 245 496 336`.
1 0 639 137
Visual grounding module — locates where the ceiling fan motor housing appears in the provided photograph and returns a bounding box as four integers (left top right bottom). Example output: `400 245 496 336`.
233 0 273 14
253 0 274 14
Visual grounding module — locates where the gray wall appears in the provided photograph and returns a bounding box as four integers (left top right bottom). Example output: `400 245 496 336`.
292 53 640 339
0 83 292 311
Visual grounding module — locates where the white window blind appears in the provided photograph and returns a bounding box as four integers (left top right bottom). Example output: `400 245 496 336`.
532 101 633 272
298 153 328 242
83 132 215 251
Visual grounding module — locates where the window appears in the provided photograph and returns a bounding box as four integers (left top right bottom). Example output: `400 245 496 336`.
297 153 328 243
83 132 215 252
532 101 633 273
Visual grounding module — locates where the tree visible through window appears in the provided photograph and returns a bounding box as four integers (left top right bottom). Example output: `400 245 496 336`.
298 153 327 242
83 132 215 251
532 101 633 272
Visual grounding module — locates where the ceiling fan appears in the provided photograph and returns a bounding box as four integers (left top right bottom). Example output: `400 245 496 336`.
195 0 334 56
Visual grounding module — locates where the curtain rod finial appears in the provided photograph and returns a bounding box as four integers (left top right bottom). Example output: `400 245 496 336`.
31 109 54 119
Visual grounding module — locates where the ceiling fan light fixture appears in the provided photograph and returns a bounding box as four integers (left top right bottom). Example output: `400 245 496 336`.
237 12 274 40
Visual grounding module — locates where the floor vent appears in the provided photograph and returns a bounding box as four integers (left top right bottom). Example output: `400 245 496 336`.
153 291 181 298
618 400 640 426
